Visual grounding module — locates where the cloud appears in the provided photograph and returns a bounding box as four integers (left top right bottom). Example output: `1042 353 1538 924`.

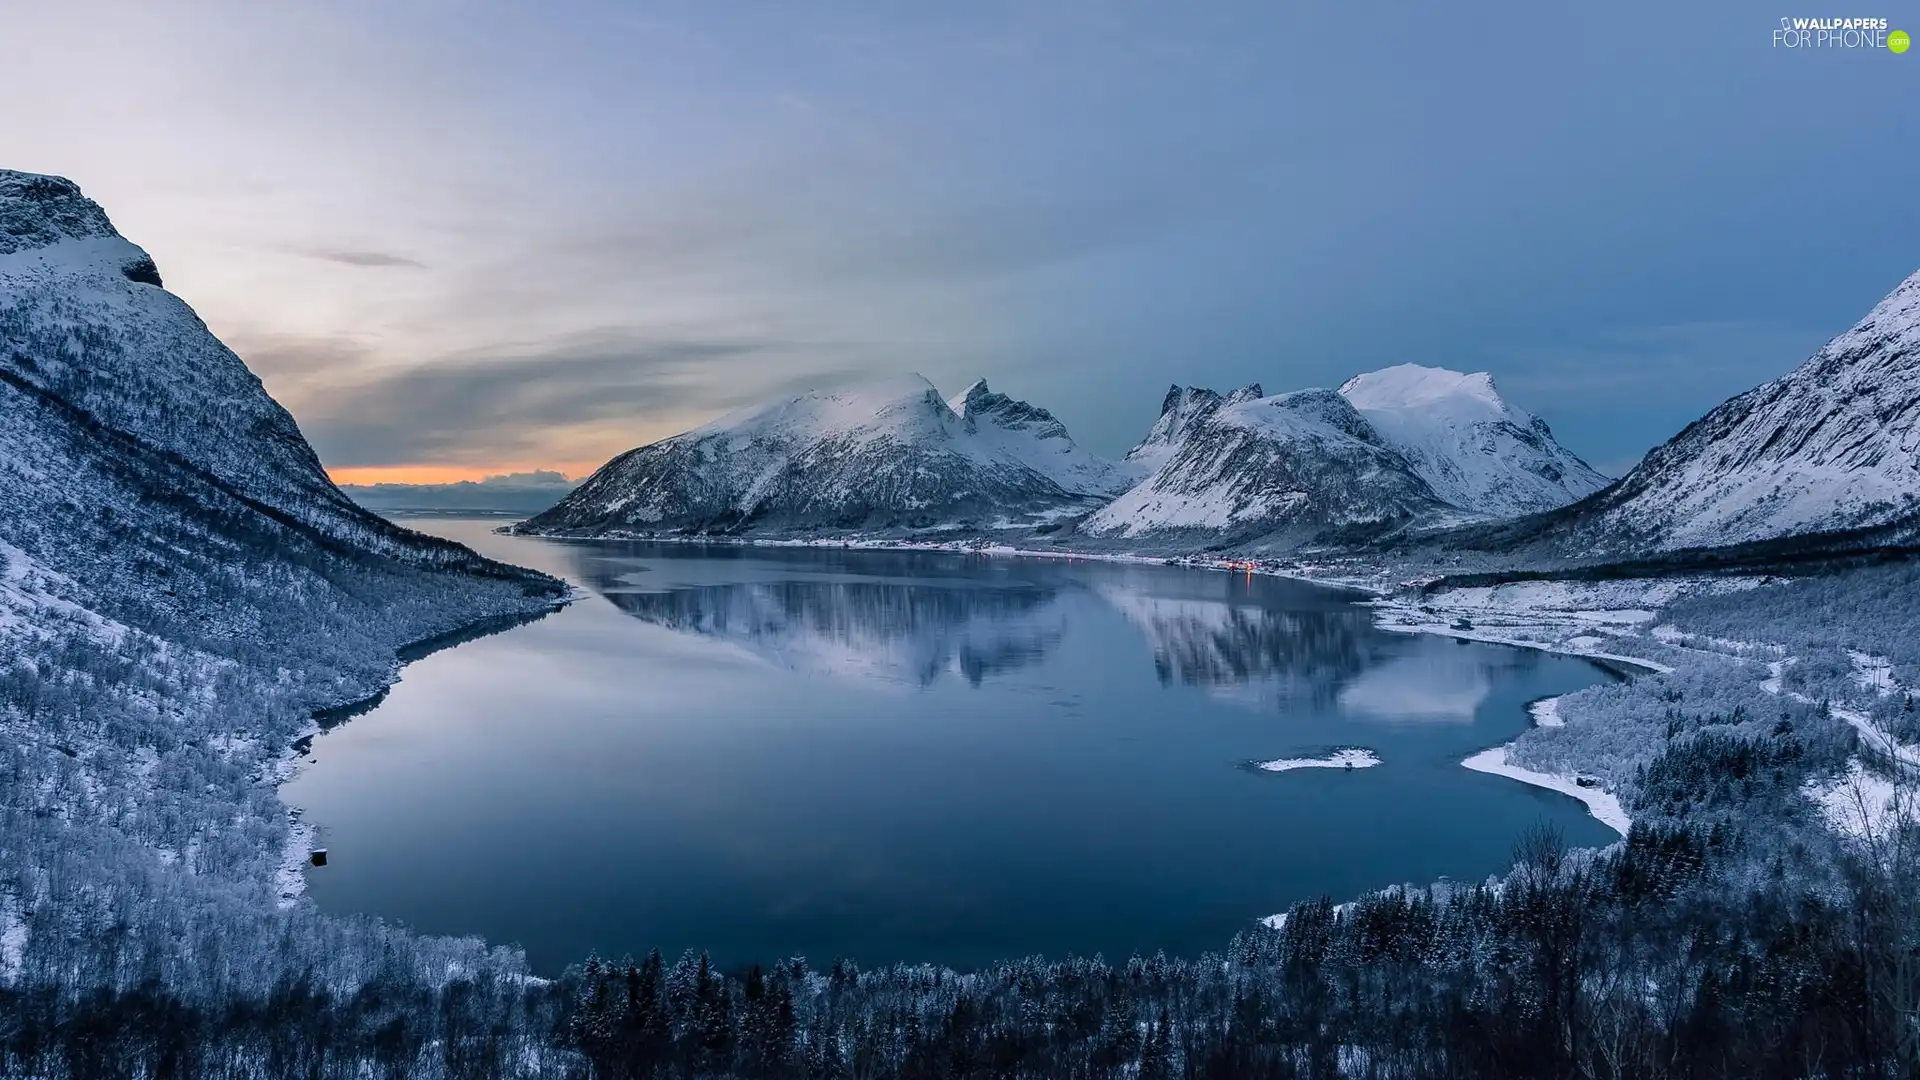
244 327 876 469
299 248 428 269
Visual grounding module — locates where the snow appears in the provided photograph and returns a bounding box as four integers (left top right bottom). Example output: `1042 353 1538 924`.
1528 696 1564 727
1761 658 1920 774
1805 761 1913 839
1850 650 1900 697
1255 748 1381 772
1461 745 1631 836
1339 365 1507 414
1087 371 1604 543
0 168 571 1011
1085 388 1439 540
1123 386 1240 472
1337 364 1610 517
0 908 23 984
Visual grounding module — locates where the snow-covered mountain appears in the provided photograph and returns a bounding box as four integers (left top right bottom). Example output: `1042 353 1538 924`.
0 170 555 579
1083 366 1606 548
1472 268 1920 556
516 376 1127 536
1338 365 1609 518
1082 388 1450 545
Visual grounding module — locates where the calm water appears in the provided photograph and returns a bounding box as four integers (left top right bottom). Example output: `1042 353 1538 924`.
283 518 1617 974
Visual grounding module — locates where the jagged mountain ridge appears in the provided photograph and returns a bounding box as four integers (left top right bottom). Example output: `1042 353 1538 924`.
1449 267 1920 559
516 376 1127 536
1123 383 1264 473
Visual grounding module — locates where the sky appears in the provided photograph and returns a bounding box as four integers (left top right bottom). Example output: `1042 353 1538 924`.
5 1 1918 483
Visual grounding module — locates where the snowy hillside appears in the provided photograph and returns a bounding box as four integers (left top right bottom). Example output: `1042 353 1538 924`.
517 376 1124 536
0 169 566 1052
1082 388 1449 545
1473 268 1920 556
1338 365 1609 518
0 171 543 572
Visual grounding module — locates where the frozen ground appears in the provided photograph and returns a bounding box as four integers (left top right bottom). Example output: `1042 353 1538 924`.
1805 762 1913 839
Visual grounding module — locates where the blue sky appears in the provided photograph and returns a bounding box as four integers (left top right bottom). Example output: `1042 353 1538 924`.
6 1 1917 480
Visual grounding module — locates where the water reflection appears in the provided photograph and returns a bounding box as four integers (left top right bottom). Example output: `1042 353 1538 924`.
1094 584 1372 708
567 544 1398 705
595 577 1065 686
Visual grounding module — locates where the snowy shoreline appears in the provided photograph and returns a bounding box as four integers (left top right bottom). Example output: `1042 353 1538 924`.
1460 745 1631 837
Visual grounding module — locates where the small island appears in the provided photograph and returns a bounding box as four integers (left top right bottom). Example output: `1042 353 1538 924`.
1253 747 1382 773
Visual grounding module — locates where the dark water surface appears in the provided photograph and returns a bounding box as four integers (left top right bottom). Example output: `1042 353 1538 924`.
282 519 1617 974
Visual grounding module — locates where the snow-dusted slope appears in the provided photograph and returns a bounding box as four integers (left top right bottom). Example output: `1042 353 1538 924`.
949 378 1131 496
1338 365 1609 518
0 170 564 1019
0 170 532 573
1489 268 1920 555
1123 383 1264 473
1083 388 1448 545
518 377 1123 536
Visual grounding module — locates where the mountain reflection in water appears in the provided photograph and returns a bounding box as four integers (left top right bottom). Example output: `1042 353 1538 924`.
566 544 1425 709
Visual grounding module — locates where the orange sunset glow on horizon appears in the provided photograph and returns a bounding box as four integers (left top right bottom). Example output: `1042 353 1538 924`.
326 464 593 487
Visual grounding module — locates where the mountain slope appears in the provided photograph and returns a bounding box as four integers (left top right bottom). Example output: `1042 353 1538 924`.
0 169 566 1031
1457 268 1920 558
1338 364 1609 518
1081 388 1449 545
516 376 1123 536
1123 383 1264 473
0 170 556 576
